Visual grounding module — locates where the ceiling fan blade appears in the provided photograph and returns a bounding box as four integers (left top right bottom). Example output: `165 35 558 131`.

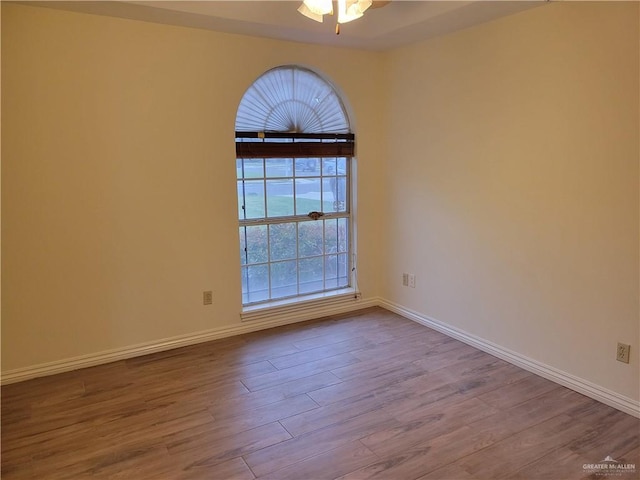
370 1 391 9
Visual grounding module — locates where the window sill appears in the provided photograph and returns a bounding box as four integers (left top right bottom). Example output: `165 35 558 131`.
241 288 361 323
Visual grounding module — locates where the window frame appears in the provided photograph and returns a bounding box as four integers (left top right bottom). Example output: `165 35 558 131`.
235 66 355 307
237 136 353 306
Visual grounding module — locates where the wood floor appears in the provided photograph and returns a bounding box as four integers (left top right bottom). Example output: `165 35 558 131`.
2 307 639 480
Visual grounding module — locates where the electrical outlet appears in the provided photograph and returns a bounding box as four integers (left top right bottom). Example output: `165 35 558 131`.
402 273 409 286
203 291 213 305
616 343 630 364
408 274 416 288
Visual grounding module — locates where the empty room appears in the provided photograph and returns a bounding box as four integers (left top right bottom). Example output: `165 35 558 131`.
2 1 638 479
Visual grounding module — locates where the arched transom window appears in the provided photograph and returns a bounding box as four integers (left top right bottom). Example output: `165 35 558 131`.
236 66 354 305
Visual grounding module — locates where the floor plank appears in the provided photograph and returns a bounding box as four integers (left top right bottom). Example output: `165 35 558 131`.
257 441 378 480
244 408 399 477
240 352 360 392
457 414 591 479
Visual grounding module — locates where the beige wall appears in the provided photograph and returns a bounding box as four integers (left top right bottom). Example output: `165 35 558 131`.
2 2 638 406
383 1 639 401
1 4 386 370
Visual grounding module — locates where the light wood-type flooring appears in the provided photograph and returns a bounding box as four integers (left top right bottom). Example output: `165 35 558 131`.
2 307 639 479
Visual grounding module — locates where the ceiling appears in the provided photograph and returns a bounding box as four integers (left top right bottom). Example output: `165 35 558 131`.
31 1 546 50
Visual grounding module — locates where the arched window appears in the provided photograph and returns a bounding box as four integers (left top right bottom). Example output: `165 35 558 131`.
236 66 354 305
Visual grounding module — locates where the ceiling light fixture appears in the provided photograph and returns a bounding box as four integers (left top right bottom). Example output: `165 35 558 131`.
298 0 374 34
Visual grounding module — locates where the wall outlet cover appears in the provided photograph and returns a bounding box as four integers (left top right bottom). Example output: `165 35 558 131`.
203 291 213 305
616 342 630 364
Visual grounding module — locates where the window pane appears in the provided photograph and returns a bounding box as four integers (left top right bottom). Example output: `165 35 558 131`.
325 253 350 289
298 221 323 258
245 225 268 264
240 227 247 266
241 266 248 304
266 179 294 217
322 158 337 176
335 176 347 212
324 219 337 254
325 177 340 212
269 223 297 261
338 253 350 287
324 254 339 289
237 180 244 219
295 178 321 215
239 180 266 219
337 217 349 253
295 158 320 177
244 264 269 304
271 260 297 299
266 159 293 178
236 159 243 179
238 158 264 179
299 257 323 294
323 177 346 213
321 157 348 214
321 177 333 213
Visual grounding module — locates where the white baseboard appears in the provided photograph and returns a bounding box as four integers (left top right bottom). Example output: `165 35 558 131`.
4 295 638 420
378 299 640 419
1 295 378 385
